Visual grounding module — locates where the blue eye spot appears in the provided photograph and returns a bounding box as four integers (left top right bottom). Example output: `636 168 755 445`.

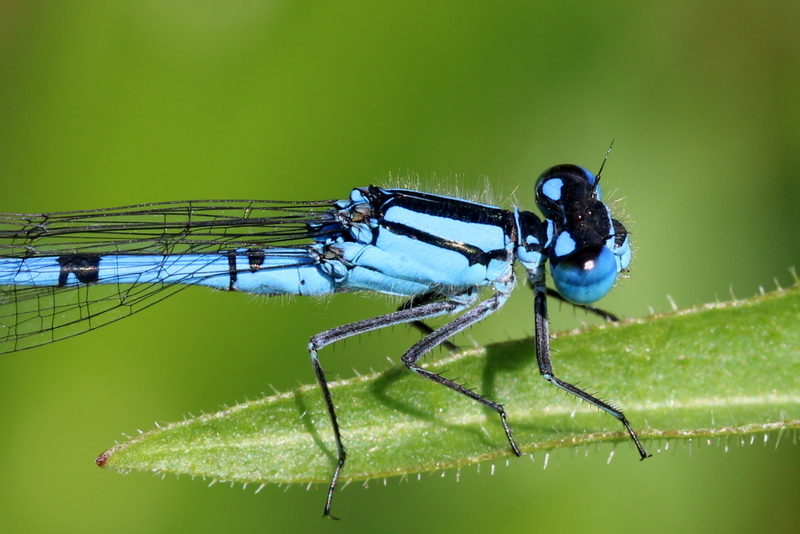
540 178 563 202
553 231 576 258
551 246 617 304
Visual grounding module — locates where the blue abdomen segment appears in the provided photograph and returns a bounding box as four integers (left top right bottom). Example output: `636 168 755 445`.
231 250 337 296
0 233 513 300
0 249 340 297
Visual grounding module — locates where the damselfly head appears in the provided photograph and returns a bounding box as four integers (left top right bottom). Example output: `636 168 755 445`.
534 161 628 305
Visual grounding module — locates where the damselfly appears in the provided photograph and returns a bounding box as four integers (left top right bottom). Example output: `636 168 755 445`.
0 156 649 517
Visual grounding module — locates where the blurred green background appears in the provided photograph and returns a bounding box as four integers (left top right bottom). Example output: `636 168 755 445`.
1 2 798 533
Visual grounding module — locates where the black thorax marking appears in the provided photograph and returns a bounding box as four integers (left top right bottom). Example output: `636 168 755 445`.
364 187 516 267
379 220 508 266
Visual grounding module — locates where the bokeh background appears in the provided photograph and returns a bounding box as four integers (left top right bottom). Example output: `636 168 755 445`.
1 2 798 533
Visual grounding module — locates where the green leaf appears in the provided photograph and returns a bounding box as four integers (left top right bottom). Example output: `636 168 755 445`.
98 284 800 484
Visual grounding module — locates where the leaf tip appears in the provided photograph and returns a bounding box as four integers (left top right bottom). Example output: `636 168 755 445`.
96 449 111 468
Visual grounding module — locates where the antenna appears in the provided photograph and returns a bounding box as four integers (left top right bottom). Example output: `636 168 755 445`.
595 140 614 185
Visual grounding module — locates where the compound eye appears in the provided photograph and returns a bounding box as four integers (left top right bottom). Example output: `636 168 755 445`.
551 245 617 304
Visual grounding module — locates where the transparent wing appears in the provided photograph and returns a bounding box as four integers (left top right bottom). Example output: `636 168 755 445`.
0 199 340 354
0 199 340 256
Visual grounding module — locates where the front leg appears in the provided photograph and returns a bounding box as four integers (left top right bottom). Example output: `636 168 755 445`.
530 266 650 460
